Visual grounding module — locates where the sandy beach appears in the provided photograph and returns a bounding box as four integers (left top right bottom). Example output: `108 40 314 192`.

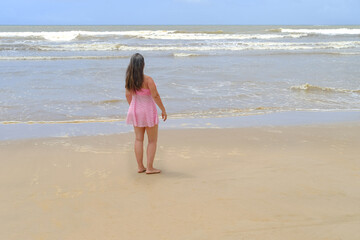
1 122 360 240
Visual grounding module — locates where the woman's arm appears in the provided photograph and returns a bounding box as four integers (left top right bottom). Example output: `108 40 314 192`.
125 88 132 105
148 77 167 121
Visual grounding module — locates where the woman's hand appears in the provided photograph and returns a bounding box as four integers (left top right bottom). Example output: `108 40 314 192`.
162 111 167 121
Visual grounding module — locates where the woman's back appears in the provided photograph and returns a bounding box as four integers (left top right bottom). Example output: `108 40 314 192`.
126 88 158 127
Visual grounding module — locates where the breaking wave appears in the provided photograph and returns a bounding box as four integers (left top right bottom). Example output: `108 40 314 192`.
173 30 224 34
2 41 359 52
173 53 202 57
291 83 360 94
0 107 283 125
269 28 360 35
0 55 128 61
0 30 306 41
0 118 123 125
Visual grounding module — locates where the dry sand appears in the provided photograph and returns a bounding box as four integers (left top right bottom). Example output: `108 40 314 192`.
1 123 360 240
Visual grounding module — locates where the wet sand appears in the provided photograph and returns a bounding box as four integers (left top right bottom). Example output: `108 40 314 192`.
1 123 360 240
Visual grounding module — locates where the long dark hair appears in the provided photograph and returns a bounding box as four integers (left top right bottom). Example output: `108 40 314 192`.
125 53 145 92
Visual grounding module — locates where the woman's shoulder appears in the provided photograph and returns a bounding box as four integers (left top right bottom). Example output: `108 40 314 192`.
144 75 155 86
144 75 154 82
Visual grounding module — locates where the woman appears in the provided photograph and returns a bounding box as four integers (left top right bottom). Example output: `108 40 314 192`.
125 53 167 174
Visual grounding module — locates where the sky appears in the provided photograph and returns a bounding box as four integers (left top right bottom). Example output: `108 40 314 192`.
0 0 359 25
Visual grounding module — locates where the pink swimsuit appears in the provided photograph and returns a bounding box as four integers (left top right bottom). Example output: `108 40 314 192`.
126 88 159 127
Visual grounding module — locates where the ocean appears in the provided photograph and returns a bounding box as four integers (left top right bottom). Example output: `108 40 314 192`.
1 25 360 139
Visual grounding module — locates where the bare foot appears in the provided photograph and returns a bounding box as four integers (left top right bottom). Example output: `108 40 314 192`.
138 168 146 173
146 168 161 174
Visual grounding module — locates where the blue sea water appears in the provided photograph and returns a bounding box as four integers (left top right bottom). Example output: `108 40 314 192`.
1 25 360 139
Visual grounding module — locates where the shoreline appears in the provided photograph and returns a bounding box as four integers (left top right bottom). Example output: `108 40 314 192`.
1 122 360 239
1 110 360 141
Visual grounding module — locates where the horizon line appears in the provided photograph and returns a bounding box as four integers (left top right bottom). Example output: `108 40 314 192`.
1 23 360 27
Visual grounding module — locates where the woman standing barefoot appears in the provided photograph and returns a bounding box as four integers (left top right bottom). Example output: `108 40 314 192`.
125 53 167 174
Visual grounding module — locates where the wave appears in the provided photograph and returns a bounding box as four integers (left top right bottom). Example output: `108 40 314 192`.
0 55 128 61
82 99 126 105
0 31 83 41
273 28 360 35
0 118 124 125
173 53 202 57
290 51 360 56
169 107 285 119
0 107 281 125
3 40 358 52
267 28 282 33
2 28 359 43
0 43 45 51
248 51 360 56
0 30 139 41
0 30 306 41
3 107 360 125
123 31 305 40
173 30 224 34
236 41 360 50
291 83 360 94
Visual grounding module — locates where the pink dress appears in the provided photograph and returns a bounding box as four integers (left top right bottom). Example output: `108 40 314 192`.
126 88 159 127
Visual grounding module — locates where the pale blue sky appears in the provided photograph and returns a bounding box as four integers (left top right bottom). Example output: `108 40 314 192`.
1 0 359 25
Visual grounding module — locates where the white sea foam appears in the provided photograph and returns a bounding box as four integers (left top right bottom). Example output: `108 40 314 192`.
0 31 82 41
0 56 128 61
279 28 360 35
0 30 305 41
0 28 358 46
0 118 123 125
173 53 202 57
32 41 359 51
0 31 133 41
291 83 360 94
121 30 305 40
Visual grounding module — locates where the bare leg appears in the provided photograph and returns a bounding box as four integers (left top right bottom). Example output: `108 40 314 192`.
134 126 146 173
145 125 161 174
